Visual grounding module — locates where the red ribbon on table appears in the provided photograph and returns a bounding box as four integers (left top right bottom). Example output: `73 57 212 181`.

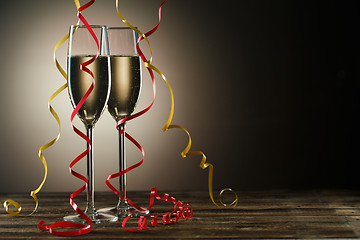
38 0 98 236
122 188 193 232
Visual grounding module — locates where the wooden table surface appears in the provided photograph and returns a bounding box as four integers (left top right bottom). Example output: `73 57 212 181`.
1 189 360 239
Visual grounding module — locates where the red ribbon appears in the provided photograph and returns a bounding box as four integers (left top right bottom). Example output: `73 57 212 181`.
104 0 192 232
112 0 166 127
105 0 165 194
38 0 98 236
105 128 193 232
121 188 193 232
105 129 145 197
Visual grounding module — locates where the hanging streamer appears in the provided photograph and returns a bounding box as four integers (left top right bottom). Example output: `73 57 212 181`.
2 1 82 218
103 0 196 231
104 0 163 196
38 0 98 236
106 128 193 232
114 0 238 208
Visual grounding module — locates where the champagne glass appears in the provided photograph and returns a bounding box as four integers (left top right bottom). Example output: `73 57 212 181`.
99 27 149 217
64 25 118 224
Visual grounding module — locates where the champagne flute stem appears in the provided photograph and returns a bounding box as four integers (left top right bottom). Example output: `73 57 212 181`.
86 124 96 215
119 123 126 200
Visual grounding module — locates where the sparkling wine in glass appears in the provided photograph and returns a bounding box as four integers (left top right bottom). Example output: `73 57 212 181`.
64 25 118 224
99 27 149 217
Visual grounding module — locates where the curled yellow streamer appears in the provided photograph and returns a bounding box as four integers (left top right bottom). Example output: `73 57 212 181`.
116 0 238 207
3 2 81 216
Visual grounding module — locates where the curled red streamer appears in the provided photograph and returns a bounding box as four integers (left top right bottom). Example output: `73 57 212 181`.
107 132 193 232
105 0 173 231
107 0 193 231
121 188 193 232
38 0 98 236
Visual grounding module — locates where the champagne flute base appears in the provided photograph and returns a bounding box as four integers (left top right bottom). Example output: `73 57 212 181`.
98 202 149 218
64 210 118 224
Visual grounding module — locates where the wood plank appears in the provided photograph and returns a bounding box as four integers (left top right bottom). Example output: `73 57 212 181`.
1 190 360 239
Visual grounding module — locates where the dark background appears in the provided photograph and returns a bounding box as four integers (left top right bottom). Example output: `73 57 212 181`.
220 0 360 190
226 0 360 189
0 0 359 193
233 1 359 188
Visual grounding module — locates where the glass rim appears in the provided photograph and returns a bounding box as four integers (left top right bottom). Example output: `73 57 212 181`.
107 26 137 30
70 24 107 29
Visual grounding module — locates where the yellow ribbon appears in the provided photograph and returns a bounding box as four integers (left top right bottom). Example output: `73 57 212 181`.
116 0 238 207
3 2 81 217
